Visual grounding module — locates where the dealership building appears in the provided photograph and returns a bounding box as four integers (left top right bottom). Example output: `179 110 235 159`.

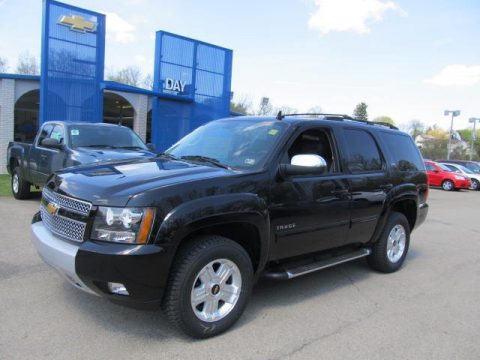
0 0 233 174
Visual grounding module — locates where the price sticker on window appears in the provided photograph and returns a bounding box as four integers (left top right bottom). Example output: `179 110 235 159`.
71 129 80 136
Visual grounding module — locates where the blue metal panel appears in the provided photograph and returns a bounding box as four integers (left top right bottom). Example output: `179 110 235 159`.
40 0 105 124
152 31 233 151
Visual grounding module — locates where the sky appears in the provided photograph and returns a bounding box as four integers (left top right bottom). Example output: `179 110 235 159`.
0 0 479 130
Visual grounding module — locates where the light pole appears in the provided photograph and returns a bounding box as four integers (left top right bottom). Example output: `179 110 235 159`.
444 110 461 160
469 117 479 161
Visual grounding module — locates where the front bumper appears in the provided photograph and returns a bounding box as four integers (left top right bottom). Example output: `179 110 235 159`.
31 218 174 310
31 221 97 295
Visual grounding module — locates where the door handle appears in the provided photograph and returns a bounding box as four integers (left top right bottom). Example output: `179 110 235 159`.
331 189 349 197
40 154 47 159
380 184 393 191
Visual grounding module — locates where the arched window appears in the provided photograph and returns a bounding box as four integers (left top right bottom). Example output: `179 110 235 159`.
103 92 134 129
14 90 40 143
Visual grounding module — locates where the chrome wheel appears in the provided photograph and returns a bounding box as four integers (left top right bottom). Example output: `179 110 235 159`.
12 174 19 194
387 224 406 263
442 180 453 191
191 258 242 323
471 179 479 190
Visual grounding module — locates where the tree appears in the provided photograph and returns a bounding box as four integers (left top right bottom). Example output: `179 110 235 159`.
307 105 323 114
407 119 425 139
230 95 252 114
142 73 153 90
106 66 142 87
16 51 39 75
274 105 298 116
426 125 448 140
0 57 7 73
353 102 368 120
373 116 395 125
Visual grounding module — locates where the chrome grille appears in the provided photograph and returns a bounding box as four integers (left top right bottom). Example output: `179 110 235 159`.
42 187 92 216
40 188 92 243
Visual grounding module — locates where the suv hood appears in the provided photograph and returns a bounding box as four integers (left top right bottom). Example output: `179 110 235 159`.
73 147 155 163
50 158 235 206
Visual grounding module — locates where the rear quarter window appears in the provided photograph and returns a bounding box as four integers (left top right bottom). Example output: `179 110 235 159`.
343 128 383 173
381 132 425 171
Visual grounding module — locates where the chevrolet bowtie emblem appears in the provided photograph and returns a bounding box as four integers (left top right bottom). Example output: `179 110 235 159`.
59 15 97 33
46 202 60 216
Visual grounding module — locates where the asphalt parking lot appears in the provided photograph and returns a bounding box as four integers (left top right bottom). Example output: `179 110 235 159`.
1 189 479 360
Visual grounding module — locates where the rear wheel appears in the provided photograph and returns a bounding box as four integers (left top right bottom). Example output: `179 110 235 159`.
441 179 454 191
11 167 31 200
163 235 253 338
368 212 410 273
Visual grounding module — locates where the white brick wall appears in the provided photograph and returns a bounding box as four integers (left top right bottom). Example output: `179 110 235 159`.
0 79 15 174
133 94 148 142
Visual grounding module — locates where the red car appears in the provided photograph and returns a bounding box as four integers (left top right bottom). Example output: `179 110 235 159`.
424 160 471 191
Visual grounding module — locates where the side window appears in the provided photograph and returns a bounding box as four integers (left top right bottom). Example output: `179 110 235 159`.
343 129 382 173
381 132 424 171
49 125 64 144
37 124 54 146
286 128 337 173
425 163 435 171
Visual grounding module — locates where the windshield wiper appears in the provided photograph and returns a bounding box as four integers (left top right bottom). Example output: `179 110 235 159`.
156 152 178 160
118 146 146 150
180 155 230 169
82 144 118 149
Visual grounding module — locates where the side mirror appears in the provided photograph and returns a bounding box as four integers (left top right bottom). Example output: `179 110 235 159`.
278 154 327 178
41 138 63 149
147 143 156 151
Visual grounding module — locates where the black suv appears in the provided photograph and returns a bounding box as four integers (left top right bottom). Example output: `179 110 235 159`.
31 114 429 338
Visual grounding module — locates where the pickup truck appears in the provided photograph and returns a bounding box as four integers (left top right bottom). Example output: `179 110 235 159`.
31 114 429 338
7 121 155 199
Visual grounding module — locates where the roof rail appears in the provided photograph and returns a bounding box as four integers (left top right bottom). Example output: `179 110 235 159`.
275 112 398 130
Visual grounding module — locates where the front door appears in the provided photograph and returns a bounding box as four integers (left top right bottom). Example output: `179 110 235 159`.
269 127 351 260
35 124 66 184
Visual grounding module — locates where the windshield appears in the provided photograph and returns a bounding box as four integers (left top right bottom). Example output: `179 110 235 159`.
463 162 480 173
166 119 288 169
69 125 147 150
457 164 474 174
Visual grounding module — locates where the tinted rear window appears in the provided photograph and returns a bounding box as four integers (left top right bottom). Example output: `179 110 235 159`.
343 129 383 172
381 132 425 171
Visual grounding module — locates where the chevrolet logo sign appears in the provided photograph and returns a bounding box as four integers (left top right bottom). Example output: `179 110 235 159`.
46 202 60 216
58 15 97 33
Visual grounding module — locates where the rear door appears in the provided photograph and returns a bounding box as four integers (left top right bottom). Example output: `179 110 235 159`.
339 127 388 245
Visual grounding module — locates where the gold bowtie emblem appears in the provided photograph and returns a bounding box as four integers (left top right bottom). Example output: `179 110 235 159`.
46 202 60 215
59 15 97 33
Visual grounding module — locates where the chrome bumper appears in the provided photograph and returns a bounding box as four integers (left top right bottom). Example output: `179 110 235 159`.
31 221 97 296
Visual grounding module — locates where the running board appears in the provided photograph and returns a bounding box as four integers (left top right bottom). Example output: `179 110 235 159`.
264 248 371 280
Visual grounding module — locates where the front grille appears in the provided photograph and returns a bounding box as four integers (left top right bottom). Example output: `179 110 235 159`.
40 189 92 243
42 187 92 216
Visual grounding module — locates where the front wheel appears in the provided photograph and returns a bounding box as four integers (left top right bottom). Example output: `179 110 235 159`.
441 180 454 191
163 235 253 338
368 212 410 273
11 167 31 200
470 179 479 191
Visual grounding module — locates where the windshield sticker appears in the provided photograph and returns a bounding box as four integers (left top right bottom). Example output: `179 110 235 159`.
244 158 256 165
71 129 80 136
268 129 279 135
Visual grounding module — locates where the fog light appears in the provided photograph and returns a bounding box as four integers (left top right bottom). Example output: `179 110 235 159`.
107 282 129 296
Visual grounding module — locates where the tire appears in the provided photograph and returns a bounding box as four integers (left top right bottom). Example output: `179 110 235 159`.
441 179 454 191
367 212 410 273
470 179 479 191
163 235 254 338
11 167 31 200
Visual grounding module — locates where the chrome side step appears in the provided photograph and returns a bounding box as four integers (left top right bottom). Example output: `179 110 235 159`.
264 248 371 280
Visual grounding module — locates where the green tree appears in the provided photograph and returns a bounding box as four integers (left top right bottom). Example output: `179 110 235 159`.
426 125 448 140
373 116 394 125
16 51 39 75
353 102 368 120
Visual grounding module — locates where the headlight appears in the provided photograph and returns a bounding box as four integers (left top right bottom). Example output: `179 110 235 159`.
92 207 155 244
453 175 465 180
